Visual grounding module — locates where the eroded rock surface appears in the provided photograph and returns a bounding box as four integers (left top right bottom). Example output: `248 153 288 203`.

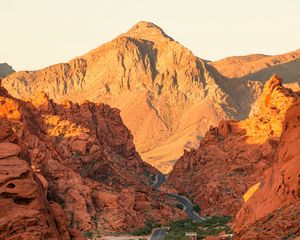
0 118 70 240
233 94 300 239
0 86 184 237
167 75 298 217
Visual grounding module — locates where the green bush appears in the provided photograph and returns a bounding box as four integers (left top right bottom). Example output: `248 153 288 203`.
165 216 233 240
83 231 93 238
91 215 98 222
175 203 184 210
193 204 201 213
131 220 161 236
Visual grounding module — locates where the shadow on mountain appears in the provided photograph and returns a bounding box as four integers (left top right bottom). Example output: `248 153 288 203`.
237 57 300 84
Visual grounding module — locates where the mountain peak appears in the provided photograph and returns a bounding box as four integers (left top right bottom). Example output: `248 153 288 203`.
122 21 173 41
0 63 15 78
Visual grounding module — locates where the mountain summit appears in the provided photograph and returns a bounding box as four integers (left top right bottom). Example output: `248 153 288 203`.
122 21 173 41
1 22 263 172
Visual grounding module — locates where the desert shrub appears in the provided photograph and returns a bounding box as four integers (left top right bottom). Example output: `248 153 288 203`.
83 231 93 238
165 216 232 240
175 203 184 210
193 204 201 213
131 220 161 236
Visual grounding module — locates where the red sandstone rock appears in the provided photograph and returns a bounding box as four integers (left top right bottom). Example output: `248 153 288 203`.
0 142 20 159
0 85 184 236
167 75 297 217
234 200 300 239
0 119 70 239
233 97 300 238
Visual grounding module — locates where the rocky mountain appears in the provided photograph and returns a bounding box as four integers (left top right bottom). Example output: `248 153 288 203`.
0 86 184 239
1 21 262 173
0 63 14 78
2 22 299 174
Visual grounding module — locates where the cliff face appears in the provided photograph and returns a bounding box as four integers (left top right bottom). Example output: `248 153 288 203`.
167 75 297 218
0 63 14 78
0 86 184 239
233 96 300 239
1 21 262 173
0 118 70 240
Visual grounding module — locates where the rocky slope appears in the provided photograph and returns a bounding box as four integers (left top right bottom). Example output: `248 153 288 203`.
166 75 298 218
0 63 14 78
233 94 300 239
210 49 300 81
0 86 184 239
1 21 262 173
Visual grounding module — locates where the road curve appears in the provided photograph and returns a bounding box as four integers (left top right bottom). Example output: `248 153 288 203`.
150 228 168 240
150 174 205 239
168 193 205 222
152 174 166 189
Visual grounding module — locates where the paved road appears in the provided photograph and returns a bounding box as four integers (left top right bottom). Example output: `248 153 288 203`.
150 174 205 239
150 228 168 240
152 174 166 189
168 193 205 222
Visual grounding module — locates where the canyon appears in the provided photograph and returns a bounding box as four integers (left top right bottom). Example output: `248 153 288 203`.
0 86 183 239
1 21 300 239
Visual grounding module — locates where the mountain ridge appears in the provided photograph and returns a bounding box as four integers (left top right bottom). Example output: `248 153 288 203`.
2 21 299 172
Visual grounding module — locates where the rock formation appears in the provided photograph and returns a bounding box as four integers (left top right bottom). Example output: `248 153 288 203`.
0 119 71 239
0 63 14 78
1 21 262 173
233 93 300 239
166 75 298 219
0 86 184 239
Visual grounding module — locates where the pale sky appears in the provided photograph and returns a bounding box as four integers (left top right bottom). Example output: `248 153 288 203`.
1 0 299 71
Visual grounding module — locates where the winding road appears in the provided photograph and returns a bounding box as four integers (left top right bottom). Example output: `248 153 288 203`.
152 174 166 189
150 227 168 240
150 174 205 240
167 193 205 222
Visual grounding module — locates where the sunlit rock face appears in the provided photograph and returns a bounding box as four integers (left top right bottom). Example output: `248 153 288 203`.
1 21 263 173
0 85 184 237
233 92 300 239
0 118 70 240
167 75 298 223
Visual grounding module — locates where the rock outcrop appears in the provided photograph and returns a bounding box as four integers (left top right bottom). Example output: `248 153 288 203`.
1 21 262 173
166 75 297 218
0 118 70 240
0 63 14 78
233 94 300 239
0 86 184 238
